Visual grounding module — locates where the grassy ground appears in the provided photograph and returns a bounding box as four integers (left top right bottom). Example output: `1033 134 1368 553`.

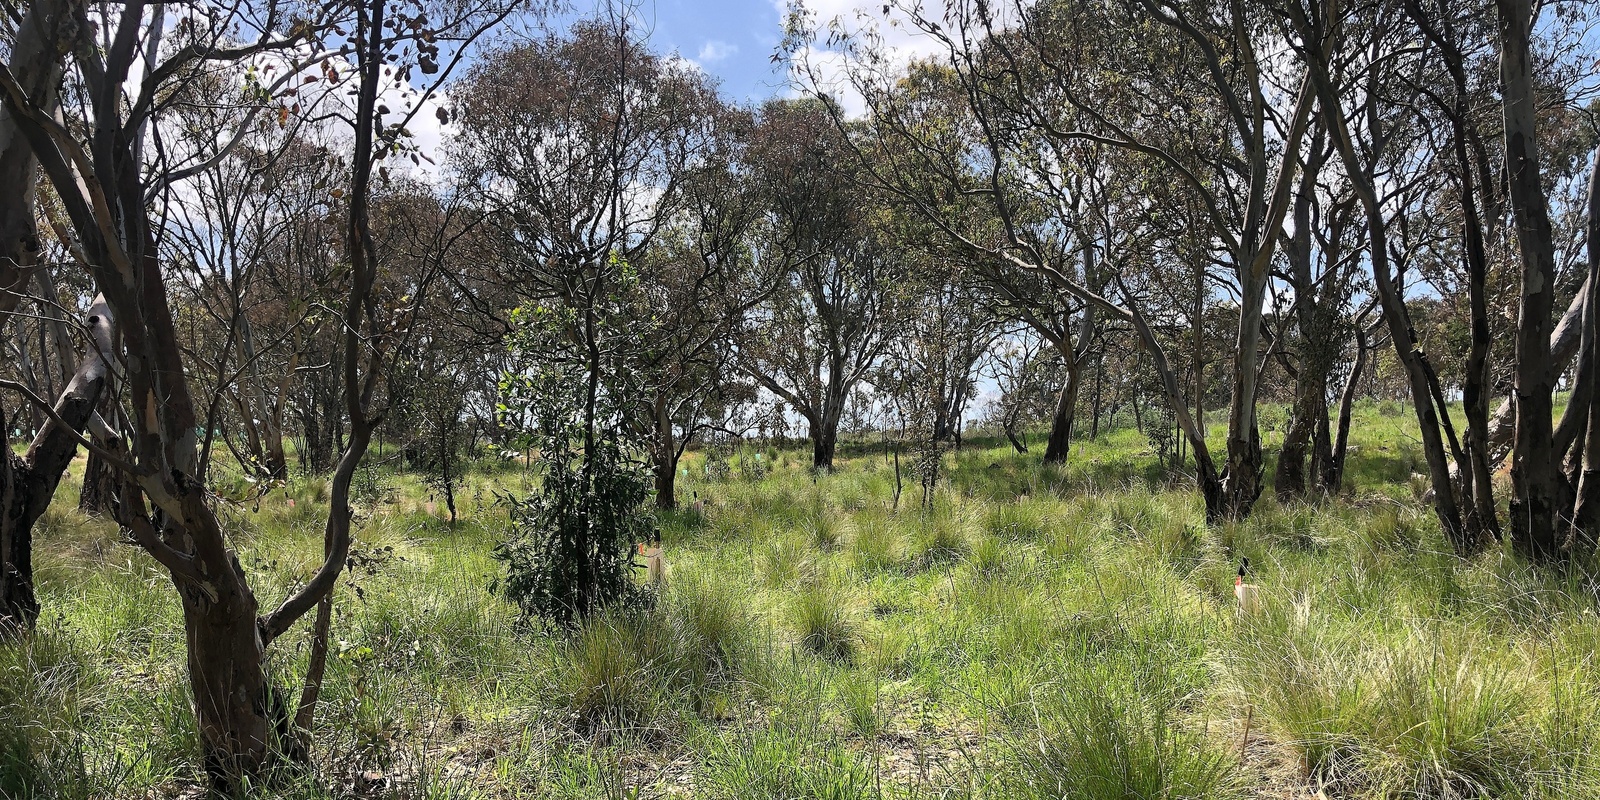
6 402 1600 799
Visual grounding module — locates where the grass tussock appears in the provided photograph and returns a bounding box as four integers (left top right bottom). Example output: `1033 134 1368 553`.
9 404 1600 798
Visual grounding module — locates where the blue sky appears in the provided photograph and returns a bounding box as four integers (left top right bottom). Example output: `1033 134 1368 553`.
636 0 792 103
556 0 797 105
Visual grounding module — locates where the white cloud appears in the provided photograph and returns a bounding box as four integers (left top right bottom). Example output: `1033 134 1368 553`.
697 40 738 63
775 0 956 117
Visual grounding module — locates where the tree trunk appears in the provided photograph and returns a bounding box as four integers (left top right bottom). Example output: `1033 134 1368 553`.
1489 283 1587 458
79 402 124 515
0 0 72 319
178 548 278 791
1220 274 1267 517
1498 0 1564 561
1217 75 1315 520
1275 398 1316 501
1275 142 1336 502
1090 349 1104 439
1003 421 1027 454
1562 147 1600 550
812 420 838 471
1042 358 1080 465
1327 327 1369 494
0 297 115 632
1309 389 1335 491
653 397 677 510
1443 40 1502 543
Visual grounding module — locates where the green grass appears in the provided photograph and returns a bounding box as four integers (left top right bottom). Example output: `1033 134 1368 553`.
4 401 1600 798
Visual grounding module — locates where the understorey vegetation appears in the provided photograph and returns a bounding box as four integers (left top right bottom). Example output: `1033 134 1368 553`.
3 0 1600 796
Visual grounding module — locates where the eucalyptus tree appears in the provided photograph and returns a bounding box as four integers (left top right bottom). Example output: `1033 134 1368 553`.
739 98 903 471
1010 0 1315 519
1287 0 1598 553
1289 0 1484 551
1395 0 1507 535
452 14 724 454
0 0 117 631
0 0 516 788
1492 0 1600 558
630 102 771 508
788 0 1315 521
1272 124 1365 499
873 249 1002 451
163 96 341 483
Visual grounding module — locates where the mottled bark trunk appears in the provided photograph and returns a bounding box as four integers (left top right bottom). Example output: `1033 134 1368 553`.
0 0 73 318
1274 391 1320 501
178 539 279 792
77 423 123 515
812 419 838 471
1275 143 1337 502
1404 0 1502 541
0 298 114 632
1042 358 1080 465
1090 350 1104 439
1563 148 1600 550
0 444 40 633
1498 0 1563 561
1219 75 1315 520
1220 273 1267 517
653 397 677 510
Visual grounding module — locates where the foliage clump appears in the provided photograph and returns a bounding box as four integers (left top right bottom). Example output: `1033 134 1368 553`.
494 304 655 630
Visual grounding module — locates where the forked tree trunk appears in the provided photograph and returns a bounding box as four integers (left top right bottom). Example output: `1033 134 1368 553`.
1275 141 1339 502
1 298 115 632
1302 30 1475 552
1043 243 1097 466
1220 274 1268 517
1217 76 1316 520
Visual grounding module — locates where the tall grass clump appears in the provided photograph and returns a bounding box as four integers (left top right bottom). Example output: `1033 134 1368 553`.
662 573 760 694
551 573 764 736
1227 609 1566 796
982 500 1050 542
801 504 846 552
849 513 902 573
1003 640 1238 800
910 509 969 567
792 586 856 663
0 635 100 800
698 719 879 800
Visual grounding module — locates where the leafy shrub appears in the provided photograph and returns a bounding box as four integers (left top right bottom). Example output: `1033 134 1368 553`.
493 306 654 629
